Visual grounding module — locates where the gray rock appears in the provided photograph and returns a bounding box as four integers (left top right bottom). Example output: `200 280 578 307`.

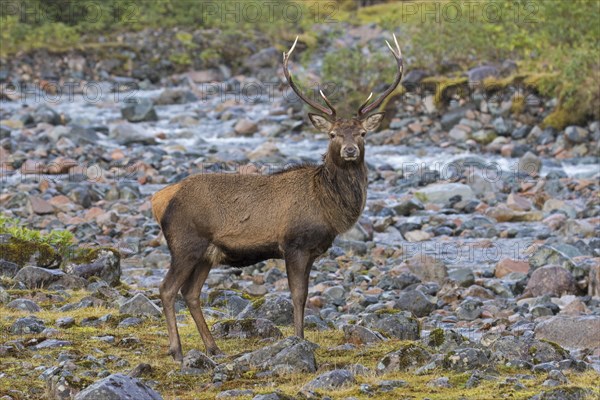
121 98 158 122
376 344 431 373
13 266 65 289
238 295 294 325
456 298 483 321
211 318 283 339
444 348 491 372
427 377 452 388
0 259 18 277
56 317 75 328
490 336 568 365
492 117 511 136
118 317 143 328
404 255 448 284
74 373 163 400
440 105 474 130
323 285 346 306
216 389 255 399
302 369 355 391
534 316 600 349
11 315 46 334
564 126 588 144
512 125 531 140
523 265 577 298
393 290 435 317
392 197 425 216
234 336 318 374
63 249 121 286
182 350 216 374
244 47 280 69
119 293 162 317
532 387 594 400
415 183 475 204
154 89 198 105
529 244 583 279
0 287 10 304
377 272 421 290
110 123 157 145
251 393 294 400
518 151 541 175
208 289 251 316
468 65 499 82
32 339 72 350
7 298 41 312
363 312 420 340
33 105 62 125
343 325 385 345
448 268 475 287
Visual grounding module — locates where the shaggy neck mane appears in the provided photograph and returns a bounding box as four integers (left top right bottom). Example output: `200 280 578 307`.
315 152 368 234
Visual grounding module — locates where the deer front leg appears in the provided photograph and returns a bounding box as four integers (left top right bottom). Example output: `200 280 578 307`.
285 250 314 338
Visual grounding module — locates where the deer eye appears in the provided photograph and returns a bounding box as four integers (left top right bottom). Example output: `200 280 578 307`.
360 130 366 137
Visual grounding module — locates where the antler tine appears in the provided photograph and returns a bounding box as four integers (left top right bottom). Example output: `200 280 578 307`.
358 33 404 117
283 36 336 117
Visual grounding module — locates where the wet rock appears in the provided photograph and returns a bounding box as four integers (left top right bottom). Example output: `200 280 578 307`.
534 316 600 349
121 98 158 122
110 123 157 145
564 126 588 144
211 318 283 339
14 266 65 289
182 350 216 374
523 265 577 298
362 311 420 340
518 151 541 175
415 183 475 204
376 343 431 373
301 369 355 392
74 373 163 400
63 249 121 286
7 298 41 312
234 336 318 374
119 293 162 317
33 105 62 125
10 315 46 334
343 325 385 345
393 290 435 317
234 119 258 136
238 295 294 325
444 348 491 372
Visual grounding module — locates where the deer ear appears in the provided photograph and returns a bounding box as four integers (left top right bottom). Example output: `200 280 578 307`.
361 112 385 131
308 113 333 132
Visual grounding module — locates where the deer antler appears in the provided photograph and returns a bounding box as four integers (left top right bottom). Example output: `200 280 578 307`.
283 36 336 118
357 33 403 117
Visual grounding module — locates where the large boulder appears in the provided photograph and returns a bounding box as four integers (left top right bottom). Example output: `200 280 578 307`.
534 316 600 349
522 265 577 298
376 344 431 373
237 295 293 325
63 249 121 286
74 373 162 400
211 318 282 340
233 336 318 375
119 293 162 317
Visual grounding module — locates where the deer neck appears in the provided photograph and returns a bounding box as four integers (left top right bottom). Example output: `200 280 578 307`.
316 154 368 234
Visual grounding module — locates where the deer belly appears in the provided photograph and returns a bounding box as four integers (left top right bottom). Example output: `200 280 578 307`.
214 242 282 268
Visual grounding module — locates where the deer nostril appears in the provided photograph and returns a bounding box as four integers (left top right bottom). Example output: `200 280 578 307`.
345 147 357 155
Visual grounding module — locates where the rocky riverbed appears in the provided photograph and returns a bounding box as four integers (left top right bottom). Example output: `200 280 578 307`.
1 33 599 400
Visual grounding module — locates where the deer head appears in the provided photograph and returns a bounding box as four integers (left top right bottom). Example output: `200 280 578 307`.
283 34 403 164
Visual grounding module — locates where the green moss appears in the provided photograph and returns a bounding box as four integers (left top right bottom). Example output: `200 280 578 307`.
251 296 266 309
375 308 400 316
539 339 569 359
428 328 445 347
67 247 118 265
0 237 61 268
542 107 586 130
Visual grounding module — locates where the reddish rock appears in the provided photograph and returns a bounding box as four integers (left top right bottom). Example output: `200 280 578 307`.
28 196 55 215
523 265 577 298
507 193 532 211
495 258 529 278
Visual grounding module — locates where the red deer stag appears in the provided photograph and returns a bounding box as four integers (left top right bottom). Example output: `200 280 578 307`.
152 34 403 361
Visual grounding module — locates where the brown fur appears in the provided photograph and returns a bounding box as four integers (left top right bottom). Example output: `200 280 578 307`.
154 112 384 362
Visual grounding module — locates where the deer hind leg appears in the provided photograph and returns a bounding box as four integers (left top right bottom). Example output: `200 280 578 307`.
285 250 315 339
180 259 222 356
159 238 208 362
